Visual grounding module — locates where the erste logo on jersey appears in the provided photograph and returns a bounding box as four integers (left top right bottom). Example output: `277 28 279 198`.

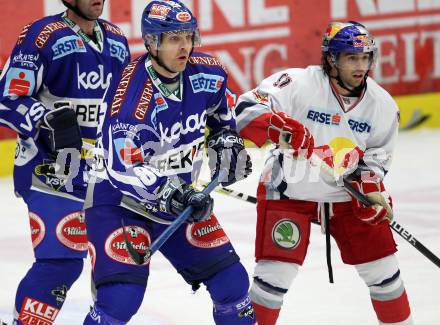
105 226 151 265
107 38 128 63
18 297 60 325
29 212 45 249
185 215 230 248
189 73 224 93
52 35 86 60
348 118 372 133
3 67 35 96
56 211 88 251
307 109 341 126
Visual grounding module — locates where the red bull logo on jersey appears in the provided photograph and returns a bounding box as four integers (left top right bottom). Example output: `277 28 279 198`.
185 215 230 248
3 67 35 96
52 36 86 60
56 211 88 251
189 73 224 93
105 226 151 265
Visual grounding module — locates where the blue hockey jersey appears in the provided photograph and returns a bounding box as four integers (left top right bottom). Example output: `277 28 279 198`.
86 53 236 223
0 12 130 200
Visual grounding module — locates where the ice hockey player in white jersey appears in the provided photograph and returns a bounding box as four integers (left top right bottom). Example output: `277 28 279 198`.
0 0 129 323
235 21 413 324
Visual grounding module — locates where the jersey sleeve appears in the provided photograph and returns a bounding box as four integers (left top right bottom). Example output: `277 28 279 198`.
205 70 237 134
0 22 50 138
235 69 295 147
363 101 400 179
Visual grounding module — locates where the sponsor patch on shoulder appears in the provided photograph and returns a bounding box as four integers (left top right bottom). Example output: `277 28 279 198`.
3 67 35 96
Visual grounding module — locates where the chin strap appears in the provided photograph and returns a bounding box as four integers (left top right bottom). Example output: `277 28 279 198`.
62 0 103 21
331 70 367 97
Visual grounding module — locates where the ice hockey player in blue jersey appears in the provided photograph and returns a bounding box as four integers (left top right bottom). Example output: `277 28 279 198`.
0 0 130 323
82 0 256 324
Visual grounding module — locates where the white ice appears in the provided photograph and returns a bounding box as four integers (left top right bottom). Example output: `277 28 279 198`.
0 130 439 324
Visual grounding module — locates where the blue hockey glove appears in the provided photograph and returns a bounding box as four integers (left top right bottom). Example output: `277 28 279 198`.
42 101 82 153
158 177 214 223
206 129 252 187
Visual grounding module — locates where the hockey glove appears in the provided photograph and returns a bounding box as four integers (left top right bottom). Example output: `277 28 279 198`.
158 177 214 223
206 129 252 187
268 111 314 159
42 102 82 153
350 172 393 225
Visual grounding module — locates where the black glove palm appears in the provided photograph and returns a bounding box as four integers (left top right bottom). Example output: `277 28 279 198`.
206 129 252 187
158 178 213 223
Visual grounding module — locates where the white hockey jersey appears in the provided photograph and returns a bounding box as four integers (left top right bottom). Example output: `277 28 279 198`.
236 66 399 202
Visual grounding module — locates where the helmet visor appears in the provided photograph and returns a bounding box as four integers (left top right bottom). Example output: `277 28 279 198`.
145 29 201 51
331 50 377 71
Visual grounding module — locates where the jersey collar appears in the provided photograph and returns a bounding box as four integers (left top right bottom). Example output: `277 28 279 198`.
62 12 104 53
145 56 182 102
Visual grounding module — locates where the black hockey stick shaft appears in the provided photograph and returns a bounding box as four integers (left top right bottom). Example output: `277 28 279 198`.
205 181 440 269
342 179 440 268
123 173 222 265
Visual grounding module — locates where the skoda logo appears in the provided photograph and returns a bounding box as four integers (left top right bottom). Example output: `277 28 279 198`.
272 219 301 249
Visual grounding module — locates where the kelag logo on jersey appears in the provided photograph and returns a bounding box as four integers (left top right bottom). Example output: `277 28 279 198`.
107 39 128 63
3 67 35 96
189 73 224 93
52 36 86 60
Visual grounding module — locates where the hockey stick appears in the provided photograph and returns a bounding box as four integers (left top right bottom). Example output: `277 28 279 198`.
399 109 431 131
199 178 440 269
341 179 440 268
123 173 223 265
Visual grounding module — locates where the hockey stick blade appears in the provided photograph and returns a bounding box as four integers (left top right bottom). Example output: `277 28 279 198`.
121 219 147 265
